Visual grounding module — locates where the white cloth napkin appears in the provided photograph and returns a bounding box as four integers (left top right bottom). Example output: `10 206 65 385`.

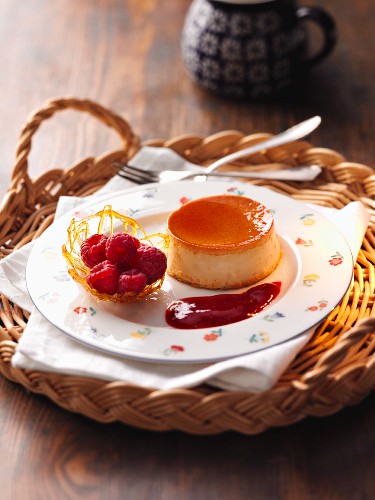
0 147 370 392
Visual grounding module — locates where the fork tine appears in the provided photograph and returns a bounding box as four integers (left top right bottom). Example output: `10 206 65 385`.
114 162 159 184
116 169 149 184
116 162 159 176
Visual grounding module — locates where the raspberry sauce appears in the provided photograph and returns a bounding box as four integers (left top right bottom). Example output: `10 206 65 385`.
165 281 281 329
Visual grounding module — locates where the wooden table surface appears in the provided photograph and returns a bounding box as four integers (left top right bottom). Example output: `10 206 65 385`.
0 1 374 498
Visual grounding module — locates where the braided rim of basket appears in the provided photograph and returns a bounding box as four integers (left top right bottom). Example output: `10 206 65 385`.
0 97 374 435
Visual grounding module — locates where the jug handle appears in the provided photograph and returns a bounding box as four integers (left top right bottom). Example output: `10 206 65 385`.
297 6 337 66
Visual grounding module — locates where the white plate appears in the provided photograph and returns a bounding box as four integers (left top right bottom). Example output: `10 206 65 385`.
26 181 353 363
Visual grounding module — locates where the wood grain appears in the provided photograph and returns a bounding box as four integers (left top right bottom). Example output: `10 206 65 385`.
0 0 374 200
0 0 374 498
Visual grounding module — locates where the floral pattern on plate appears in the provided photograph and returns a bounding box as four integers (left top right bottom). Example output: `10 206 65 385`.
26 181 353 364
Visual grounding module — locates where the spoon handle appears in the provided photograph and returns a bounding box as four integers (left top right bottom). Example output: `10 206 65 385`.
206 116 321 173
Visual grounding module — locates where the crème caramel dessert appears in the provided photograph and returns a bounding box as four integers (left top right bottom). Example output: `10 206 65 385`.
166 195 281 289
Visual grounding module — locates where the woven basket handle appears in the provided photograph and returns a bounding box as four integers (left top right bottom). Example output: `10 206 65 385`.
10 97 140 185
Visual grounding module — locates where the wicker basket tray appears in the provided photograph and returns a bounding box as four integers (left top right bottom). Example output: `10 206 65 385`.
1 97 374 435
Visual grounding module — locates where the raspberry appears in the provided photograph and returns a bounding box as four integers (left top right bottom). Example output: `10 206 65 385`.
105 232 138 267
80 234 108 268
118 270 147 294
86 260 119 295
116 262 133 274
136 245 167 284
131 237 141 249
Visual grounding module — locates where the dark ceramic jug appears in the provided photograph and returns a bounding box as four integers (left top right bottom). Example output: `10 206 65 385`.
181 0 337 99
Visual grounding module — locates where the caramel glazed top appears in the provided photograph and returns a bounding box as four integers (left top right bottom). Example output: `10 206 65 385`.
167 195 274 249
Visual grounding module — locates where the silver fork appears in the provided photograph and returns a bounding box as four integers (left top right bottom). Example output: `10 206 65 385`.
116 163 322 183
115 115 322 183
